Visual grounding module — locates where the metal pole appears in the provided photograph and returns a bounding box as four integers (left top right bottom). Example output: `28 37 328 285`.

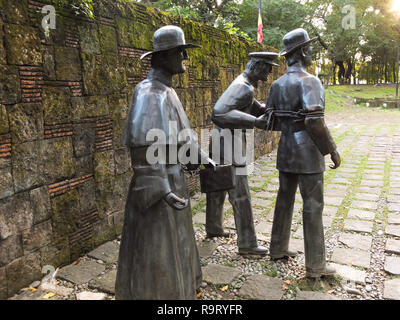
396 34 400 98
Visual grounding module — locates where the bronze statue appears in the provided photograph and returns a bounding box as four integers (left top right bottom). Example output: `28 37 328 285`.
206 52 279 256
266 28 341 277
115 25 215 299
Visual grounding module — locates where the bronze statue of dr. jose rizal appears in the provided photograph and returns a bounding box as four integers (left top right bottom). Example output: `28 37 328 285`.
266 28 341 277
206 52 279 256
115 25 216 300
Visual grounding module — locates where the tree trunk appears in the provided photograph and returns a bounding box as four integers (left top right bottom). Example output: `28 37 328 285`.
345 58 352 84
337 61 345 84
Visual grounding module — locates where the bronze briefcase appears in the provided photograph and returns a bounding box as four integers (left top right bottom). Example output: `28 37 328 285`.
199 164 236 193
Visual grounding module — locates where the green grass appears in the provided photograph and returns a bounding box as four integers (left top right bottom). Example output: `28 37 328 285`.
326 85 397 100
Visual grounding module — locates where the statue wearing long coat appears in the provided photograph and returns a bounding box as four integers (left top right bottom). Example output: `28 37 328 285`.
115 69 202 300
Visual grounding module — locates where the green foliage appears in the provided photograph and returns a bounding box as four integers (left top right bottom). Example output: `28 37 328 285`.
54 0 95 19
221 22 252 41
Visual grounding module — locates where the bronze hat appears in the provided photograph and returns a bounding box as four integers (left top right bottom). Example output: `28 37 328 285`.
140 25 201 60
279 28 317 56
248 52 279 66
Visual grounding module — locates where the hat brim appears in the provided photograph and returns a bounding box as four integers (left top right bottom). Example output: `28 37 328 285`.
279 37 318 56
140 43 201 60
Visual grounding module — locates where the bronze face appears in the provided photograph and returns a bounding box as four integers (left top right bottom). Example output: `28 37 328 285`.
252 60 272 82
160 47 189 75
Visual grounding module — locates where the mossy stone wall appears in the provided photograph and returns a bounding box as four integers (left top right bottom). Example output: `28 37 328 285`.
0 0 285 298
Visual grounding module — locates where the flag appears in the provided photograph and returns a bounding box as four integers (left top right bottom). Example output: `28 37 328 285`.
257 0 263 43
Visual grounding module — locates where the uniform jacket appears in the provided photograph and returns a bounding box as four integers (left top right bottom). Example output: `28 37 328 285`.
211 73 265 167
266 65 336 174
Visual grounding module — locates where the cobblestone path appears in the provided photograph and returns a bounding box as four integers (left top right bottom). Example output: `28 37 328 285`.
9 110 400 300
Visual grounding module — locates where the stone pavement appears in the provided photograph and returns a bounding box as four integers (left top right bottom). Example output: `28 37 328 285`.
8 112 400 300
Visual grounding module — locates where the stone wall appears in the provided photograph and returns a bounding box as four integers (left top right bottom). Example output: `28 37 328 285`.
0 0 284 298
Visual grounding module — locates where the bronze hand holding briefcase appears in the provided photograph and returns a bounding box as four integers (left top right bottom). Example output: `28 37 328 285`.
199 164 236 193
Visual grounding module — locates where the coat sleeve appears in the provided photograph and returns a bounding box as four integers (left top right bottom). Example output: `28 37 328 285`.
130 147 172 211
301 76 336 156
212 83 257 129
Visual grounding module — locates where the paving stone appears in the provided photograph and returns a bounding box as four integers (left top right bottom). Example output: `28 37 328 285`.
197 241 218 258
339 233 372 251
76 291 106 300
193 212 206 225
385 239 400 255
384 256 400 275
388 214 400 225
239 275 283 300
330 248 370 269
255 221 272 234
324 197 343 206
363 174 384 180
344 219 373 233
354 193 380 202
202 263 241 285
350 200 378 211
383 279 400 300
387 195 400 203
289 238 304 253
330 178 351 185
323 206 338 217
357 187 381 194
57 260 105 285
386 225 400 237
88 269 117 294
87 241 119 263
388 203 400 213
330 263 366 285
295 290 339 300
254 191 275 199
323 216 333 227
347 209 375 221
293 228 303 239
325 189 347 197
360 180 384 187
226 217 236 229
253 198 272 208
389 188 400 195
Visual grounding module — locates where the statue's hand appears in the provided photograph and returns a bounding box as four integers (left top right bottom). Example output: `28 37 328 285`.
254 114 269 130
164 192 189 210
329 150 341 169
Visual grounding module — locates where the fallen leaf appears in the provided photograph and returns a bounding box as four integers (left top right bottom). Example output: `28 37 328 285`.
327 289 335 294
29 286 37 293
284 280 292 285
72 259 80 265
197 292 202 298
42 292 56 299
220 285 229 292
282 284 289 291
54 281 59 285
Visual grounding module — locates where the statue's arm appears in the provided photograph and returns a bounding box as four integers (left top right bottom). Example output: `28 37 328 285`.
212 84 258 129
302 77 340 168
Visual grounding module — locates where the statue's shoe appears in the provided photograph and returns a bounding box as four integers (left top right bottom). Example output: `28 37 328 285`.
238 245 268 256
306 265 336 278
269 249 298 260
206 231 230 238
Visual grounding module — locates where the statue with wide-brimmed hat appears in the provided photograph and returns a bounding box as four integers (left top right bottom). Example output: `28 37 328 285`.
265 28 341 278
116 25 216 300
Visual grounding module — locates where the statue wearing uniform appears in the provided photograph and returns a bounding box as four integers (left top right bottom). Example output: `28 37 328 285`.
206 52 279 256
115 26 215 299
266 28 341 277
